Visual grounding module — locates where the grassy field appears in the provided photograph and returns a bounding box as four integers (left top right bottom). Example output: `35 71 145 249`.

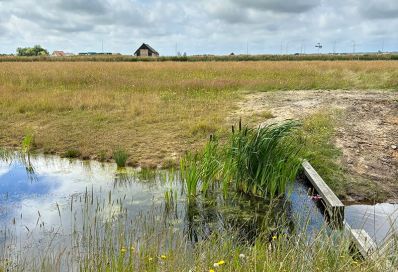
1 61 398 271
0 61 397 169
1 53 398 62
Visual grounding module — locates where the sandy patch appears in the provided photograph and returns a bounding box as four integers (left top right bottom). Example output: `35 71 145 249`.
235 90 398 202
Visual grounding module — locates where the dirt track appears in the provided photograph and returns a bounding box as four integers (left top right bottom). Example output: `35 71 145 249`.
236 90 398 203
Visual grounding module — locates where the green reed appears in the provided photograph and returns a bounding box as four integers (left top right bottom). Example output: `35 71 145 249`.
180 152 201 197
113 148 128 168
180 121 302 199
21 132 34 154
223 120 302 198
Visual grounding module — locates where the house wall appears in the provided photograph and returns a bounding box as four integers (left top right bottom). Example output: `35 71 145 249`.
139 49 149 57
135 46 159 57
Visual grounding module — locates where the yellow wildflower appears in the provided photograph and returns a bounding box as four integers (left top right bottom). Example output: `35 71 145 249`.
209 270 215 272
272 236 277 240
217 260 225 265
161 255 167 260
148 257 153 262
120 247 127 254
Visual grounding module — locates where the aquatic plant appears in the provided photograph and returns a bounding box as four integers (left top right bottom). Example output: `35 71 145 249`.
198 135 222 194
21 132 34 153
223 120 302 198
0 148 13 162
180 136 222 197
113 148 128 168
180 152 201 197
180 121 302 199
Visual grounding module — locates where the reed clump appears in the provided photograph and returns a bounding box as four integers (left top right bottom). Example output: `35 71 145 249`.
113 148 128 168
225 120 302 198
180 121 302 199
21 132 34 154
63 149 81 158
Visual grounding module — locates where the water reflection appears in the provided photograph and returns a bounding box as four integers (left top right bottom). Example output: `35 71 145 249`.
345 203 398 244
0 154 329 257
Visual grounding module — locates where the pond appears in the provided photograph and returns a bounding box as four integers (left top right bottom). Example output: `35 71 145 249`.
0 154 396 267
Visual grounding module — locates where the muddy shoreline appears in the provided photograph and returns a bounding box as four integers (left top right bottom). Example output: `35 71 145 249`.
236 90 398 203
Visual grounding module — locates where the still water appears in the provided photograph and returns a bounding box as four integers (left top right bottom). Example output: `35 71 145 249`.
0 154 323 247
0 154 396 260
345 203 398 244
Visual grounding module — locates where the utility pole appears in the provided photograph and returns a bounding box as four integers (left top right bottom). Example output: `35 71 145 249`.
300 40 303 54
315 42 322 54
352 40 356 54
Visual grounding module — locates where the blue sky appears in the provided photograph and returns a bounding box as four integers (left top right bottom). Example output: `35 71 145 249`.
0 0 397 55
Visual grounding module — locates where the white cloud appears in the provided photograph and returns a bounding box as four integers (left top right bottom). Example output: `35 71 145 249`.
0 0 397 55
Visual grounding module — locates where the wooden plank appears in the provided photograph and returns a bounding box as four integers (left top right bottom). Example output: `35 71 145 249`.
350 229 377 257
302 160 344 225
379 231 397 255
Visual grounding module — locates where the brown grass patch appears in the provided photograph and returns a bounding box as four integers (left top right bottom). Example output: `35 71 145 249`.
0 61 397 167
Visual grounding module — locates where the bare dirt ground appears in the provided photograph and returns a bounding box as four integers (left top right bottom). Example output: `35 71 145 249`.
235 90 398 203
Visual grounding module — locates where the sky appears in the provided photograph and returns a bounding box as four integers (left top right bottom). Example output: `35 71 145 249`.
0 0 397 55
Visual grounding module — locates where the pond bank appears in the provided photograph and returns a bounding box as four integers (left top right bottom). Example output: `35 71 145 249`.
236 90 398 203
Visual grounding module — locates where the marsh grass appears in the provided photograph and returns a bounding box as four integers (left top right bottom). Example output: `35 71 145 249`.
0 148 12 162
296 110 345 196
21 132 35 154
180 121 302 199
1 61 397 168
224 121 302 198
180 153 201 197
1 190 395 272
113 148 128 168
63 149 81 158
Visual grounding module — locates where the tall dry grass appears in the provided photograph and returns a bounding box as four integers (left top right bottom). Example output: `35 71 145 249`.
0 61 397 167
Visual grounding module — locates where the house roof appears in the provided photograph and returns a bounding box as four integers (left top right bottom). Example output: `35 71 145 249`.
52 51 65 56
134 43 159 55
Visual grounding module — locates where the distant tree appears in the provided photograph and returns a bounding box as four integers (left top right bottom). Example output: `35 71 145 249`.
16 45 49 56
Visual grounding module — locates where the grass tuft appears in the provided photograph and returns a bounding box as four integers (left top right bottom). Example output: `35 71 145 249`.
113 148 129 168
63 149 81 158
21 132 34 154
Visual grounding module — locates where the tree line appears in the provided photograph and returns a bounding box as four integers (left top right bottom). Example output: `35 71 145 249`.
16 45 49 56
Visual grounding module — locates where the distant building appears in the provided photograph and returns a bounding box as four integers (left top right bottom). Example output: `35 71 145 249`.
52 51 74 57
52 51 65 57
134 43 159 57
78 52 112 56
